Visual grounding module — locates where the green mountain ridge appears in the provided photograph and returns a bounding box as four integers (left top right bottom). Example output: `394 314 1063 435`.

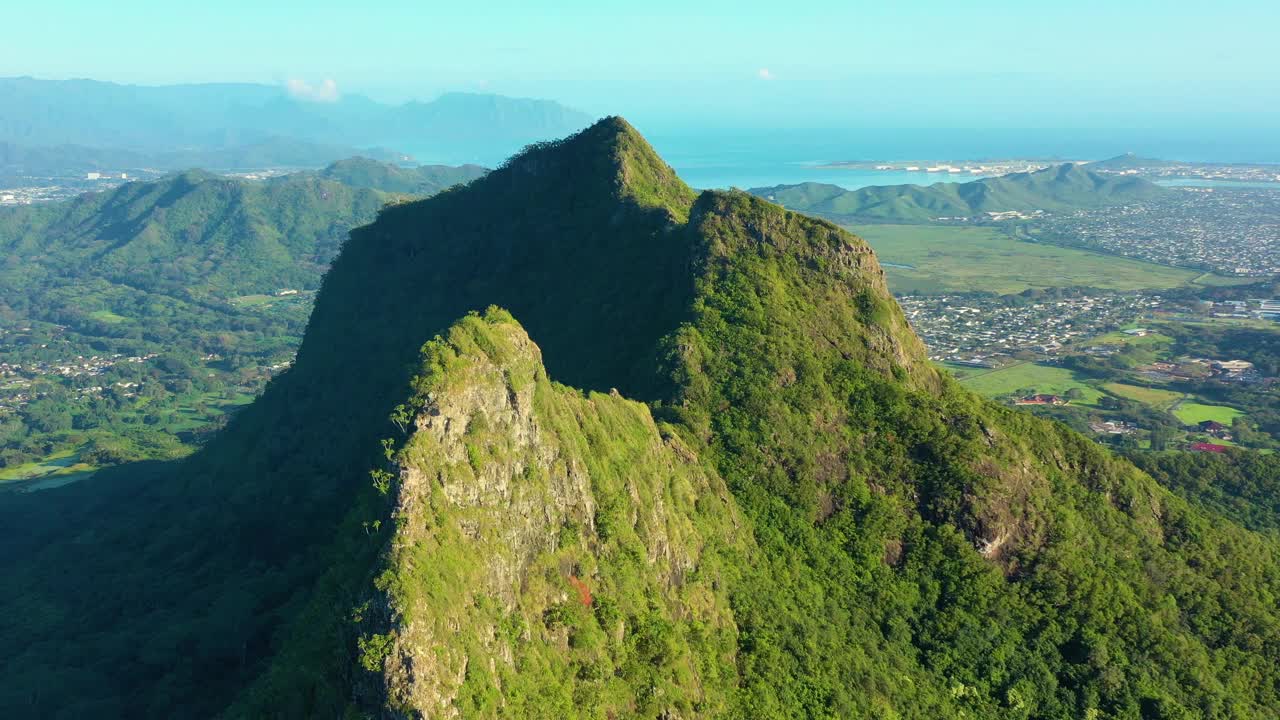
0 158 484 303
0 137 414 180
1 169 382 296
1089 153 1177 170
316 156 486 194
353 309 748 716
0 160 481 474
752 162 1168 223
3 118 1280 719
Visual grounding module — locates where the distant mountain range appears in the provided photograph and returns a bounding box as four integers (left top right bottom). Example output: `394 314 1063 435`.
751 163 1168 223
1087 153 1179 170
0 77 595 167
316 156 486 194
0 157 484 313
0 137 413 179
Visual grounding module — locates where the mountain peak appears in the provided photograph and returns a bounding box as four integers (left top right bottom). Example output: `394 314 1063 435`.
1091 152 1172 169
356 306 746 716
502 115 696 220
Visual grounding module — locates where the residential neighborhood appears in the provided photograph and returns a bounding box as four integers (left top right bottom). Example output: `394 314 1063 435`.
1022 187 1280 276
897 292 1166 365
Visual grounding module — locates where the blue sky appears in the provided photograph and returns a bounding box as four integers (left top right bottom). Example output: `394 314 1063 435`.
4 0 1278 131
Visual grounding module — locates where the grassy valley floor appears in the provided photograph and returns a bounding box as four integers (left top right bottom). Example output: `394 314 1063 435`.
854 224 1236 295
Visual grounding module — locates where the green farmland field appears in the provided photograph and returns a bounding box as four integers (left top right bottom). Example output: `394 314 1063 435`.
853 224 1207 295
88 309 128 324
1173 402 1245 426
1103 382 1184 410
0 448 97 491
947 362 1104 405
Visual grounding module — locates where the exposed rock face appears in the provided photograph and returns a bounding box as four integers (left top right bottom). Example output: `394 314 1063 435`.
370 309 747 718
685 190 935 386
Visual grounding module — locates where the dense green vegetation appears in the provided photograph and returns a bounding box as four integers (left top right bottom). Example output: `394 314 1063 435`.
1131 449 1280 533
323 310 747 717
753 163 1167 223
317 157 485 194
3 118 1280 719
0 117 700 718
0 169 388 296
648 186 1280 718
0 160 482 481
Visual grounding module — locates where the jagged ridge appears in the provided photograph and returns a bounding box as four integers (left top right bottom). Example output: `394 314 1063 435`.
369 309 747 716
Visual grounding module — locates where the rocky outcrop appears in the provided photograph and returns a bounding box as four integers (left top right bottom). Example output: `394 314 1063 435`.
368 309 748 718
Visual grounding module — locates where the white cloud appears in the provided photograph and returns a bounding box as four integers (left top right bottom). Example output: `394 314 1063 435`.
757 68 775 81
285 78 341 103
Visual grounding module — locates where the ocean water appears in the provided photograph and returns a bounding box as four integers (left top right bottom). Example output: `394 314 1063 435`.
666 162 987 192
646 127 1280 191
411 126 1280 191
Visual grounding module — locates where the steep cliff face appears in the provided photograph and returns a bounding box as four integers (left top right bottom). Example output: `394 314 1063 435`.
368 309 747 717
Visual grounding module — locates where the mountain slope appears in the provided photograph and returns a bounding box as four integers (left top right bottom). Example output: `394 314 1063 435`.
317 156 486 194
0 138 415 180
0 169 387 298
1090 153 1177 170
3 118 1280 720
753 163 1168 223
0 163 481 480
0 159 485 304
367 310 747 716
0 117 702 718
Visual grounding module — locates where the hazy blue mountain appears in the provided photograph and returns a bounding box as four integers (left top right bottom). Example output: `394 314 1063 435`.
0 138 414 180
1089 153 1178 170
0 77 595 167
316 156 486 194
752 162 1168 223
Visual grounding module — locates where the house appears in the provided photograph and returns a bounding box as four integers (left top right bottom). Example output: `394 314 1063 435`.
1090 420 1135 435
1123 328 1150 337
1189 442 1229 453
1212 360 1254 373
1197 420 1232 440
1015 394 1067 406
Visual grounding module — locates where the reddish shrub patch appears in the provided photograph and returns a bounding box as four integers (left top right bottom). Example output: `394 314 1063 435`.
568 575 593 607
